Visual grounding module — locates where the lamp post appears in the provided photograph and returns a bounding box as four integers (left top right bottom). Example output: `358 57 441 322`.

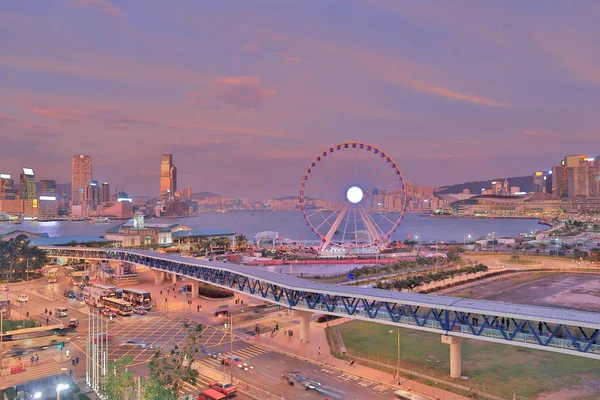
389 329 400 384
224 313 234 383
20 257 35 288
56 383 68 400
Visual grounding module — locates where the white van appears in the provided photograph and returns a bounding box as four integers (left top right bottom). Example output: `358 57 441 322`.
17 294 28 302
55 307 69 318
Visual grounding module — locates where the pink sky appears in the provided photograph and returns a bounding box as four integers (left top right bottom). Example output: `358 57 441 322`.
1 1 599 199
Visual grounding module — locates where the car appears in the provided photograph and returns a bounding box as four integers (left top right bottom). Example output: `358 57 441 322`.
17 294 28 302
208 381 238 396
121 339 152 349
221 354 244 368
282 372 322 391
133 307 147 315
68 319 79 328
100 308 116 318
93 333 113 343
64 289 76 298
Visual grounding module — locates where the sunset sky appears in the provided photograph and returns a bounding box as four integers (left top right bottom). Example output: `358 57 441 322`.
1 1 599 199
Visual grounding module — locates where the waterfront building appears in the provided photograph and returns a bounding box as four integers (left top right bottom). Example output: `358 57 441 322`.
19 168 37 200
160 154 177 199
510 186 521 195
552 165 568 198
0 174 18 200
38 195 59 219
434 193 566 217
72 155 93 204
40 179 56 195
104 218 190 246
101 182 110 203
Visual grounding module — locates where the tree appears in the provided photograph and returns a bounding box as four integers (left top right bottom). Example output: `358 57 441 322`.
143 376 177 400
103 356 137 400
148 322 203 396
235 234 249 250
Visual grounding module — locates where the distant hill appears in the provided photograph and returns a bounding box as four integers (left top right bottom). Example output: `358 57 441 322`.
191 191 220 200
435 175 532 195
274 196 299 201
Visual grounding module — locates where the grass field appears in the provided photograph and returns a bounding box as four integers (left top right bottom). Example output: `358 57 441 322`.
337 321 600 399
499 258 540 265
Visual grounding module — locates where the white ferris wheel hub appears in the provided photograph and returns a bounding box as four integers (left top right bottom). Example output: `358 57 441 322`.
346 186 363 204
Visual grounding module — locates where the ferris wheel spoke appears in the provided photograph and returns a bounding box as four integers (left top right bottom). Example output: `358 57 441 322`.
312 203 345 232
362 155 387 187
375 166 399 186
377 211 399 230
340 206 352 244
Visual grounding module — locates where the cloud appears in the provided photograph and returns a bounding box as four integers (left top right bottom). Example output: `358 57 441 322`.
166 121 292 138
243 45 261 52
386 75 509 108
284 57 303 63
30 106 89 122
192 76 276 109
521 130 555 137
69 0 123 16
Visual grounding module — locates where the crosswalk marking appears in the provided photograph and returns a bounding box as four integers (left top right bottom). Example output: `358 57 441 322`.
21 363 63 381
178 374 215 396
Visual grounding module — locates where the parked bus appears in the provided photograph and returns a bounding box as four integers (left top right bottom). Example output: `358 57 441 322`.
83 283 118 307
47 267 59 283
121 288 152 310
101 297 133 316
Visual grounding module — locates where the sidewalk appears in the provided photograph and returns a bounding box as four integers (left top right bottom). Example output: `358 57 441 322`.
258 317 473 400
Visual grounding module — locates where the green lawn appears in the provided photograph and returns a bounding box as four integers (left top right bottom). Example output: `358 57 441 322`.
337 321 600 399
499 259 540 265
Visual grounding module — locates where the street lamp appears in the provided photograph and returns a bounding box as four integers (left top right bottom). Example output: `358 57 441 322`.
224 313 234 383
389 329 400 384
19 257 35 288
56 383 68 400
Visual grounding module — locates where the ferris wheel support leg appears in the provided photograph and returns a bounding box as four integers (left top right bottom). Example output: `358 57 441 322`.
358 206 383 244
319 206 348 253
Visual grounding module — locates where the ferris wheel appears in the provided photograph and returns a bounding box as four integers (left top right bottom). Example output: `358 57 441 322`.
300 142 407 253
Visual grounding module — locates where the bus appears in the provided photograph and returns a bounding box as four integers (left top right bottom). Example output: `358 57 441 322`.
0 325 69 355
101 297 133 316
47 267 59 283
121 288 152 310
83 283 119 307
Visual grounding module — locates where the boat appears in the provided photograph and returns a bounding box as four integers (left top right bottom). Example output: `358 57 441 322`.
91 217 111 224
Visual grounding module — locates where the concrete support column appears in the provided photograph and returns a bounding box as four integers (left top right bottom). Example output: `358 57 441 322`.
171 273 178 285
191 281 199 299
294 310 312 343
441 335 463 378
154 270 162 286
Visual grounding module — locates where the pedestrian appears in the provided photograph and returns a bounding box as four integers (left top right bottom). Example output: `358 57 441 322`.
160 290 163 296
167 288 170 295
69 369 73 378
538 321 543 334
241 300 244 305
318 346 321 355
501 318 505 328
26 311 29 319
275 323 279 331
44 308 48 314
350 359 355 367
197 305 200 312
46 317 49 325
506 319 510 329
35 354 39 365
30 355 34 366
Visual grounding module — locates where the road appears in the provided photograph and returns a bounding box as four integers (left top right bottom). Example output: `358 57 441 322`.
3 268 398 399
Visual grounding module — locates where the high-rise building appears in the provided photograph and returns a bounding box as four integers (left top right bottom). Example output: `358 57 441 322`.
182 186 192 202
72 155 93 204
545 171 553 195
19 168 37 200
502 179 509 195
101 182 111 203
552 165 568 198
532 172 545 193
85 181 100 207
0 174 18 200
160 154 177 198
491 181 502 195
40 180 57 195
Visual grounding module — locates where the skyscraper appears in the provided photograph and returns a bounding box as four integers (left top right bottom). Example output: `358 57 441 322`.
160 154 177 198
19 168 37 200
72 155 93 204
182 186 192 202
552 165 568 198
85 180 100 207
0 174 18 200
40 180 57 195
101 182 111 203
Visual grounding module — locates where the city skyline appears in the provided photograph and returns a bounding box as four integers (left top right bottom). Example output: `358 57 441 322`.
1 2 600 199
